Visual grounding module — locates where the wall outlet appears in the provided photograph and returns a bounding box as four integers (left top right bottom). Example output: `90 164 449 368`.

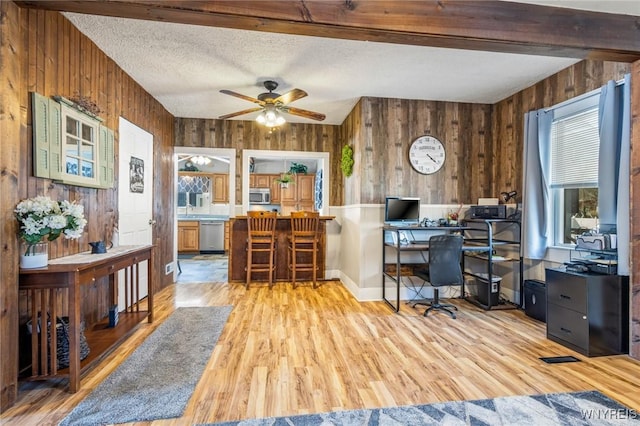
165 262 174 275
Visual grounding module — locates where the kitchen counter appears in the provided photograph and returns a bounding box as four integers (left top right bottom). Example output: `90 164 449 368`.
177 215 229 221
177 216 229 253
228 216 334 283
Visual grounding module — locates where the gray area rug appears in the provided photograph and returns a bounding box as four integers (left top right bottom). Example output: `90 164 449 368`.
60 306 233 426
203 390 638 425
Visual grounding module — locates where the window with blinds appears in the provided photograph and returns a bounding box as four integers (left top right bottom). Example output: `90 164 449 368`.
549 91 600 246
550 107 599 188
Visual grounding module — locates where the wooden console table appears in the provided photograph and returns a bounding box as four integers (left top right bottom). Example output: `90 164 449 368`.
18 244 154 392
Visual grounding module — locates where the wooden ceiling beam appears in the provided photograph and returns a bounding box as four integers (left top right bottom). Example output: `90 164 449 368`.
14 0 640 62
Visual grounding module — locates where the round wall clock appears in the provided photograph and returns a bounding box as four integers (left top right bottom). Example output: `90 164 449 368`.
408 135 446 174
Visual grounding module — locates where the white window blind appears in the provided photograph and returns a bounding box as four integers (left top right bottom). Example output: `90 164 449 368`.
550 107 599 188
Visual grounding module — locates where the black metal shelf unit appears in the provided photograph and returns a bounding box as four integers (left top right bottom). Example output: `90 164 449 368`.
461 218 524 310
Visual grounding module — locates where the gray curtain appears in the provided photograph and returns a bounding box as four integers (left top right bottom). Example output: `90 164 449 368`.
522 109 553 259
598 74 631 275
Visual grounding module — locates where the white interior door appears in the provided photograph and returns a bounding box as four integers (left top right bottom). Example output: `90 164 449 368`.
117 117 153 309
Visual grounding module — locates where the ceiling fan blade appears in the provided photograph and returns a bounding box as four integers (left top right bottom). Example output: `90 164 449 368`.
220 90 265 106
218 107 263 119
280 106 326 121
274 88 307 105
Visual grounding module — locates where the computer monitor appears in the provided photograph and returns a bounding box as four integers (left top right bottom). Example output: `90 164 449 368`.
384 197 420 225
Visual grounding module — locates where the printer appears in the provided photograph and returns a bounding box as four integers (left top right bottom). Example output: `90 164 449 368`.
470 205 507 219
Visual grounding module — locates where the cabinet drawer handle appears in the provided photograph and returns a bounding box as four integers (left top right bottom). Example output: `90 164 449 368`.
560 327 572 334
560 294 571 300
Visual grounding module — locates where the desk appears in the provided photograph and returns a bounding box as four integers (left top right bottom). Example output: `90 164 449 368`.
382 225 469 312
19 245 154 392
382 220 523 313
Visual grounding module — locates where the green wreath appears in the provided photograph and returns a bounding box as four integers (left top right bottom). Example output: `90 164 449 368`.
341 145 354 177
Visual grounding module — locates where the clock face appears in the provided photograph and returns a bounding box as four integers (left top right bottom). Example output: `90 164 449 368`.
408 135 446 174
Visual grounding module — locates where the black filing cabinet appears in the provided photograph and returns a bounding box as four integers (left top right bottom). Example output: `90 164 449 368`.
545 268 629 357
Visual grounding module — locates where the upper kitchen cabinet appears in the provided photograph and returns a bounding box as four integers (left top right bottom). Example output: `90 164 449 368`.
213 173 229 203
32 92 114 189
281 174 315 215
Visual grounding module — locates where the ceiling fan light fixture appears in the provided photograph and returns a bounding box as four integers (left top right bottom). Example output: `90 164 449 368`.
256 105 286 128
191 155 211 166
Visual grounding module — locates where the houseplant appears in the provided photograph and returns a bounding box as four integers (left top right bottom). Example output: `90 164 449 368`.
274 172 296 188
341 145 354 177
15 196 87 268
288 162 308 175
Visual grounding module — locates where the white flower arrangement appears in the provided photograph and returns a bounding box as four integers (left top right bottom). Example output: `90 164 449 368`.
15 196 87 251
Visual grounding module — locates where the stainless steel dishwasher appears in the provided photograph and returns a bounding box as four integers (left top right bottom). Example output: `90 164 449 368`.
199 220 225 252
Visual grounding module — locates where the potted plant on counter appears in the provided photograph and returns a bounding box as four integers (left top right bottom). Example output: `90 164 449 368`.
274 172 295 189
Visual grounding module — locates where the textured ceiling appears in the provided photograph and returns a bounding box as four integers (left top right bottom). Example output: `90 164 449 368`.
63 1 640 126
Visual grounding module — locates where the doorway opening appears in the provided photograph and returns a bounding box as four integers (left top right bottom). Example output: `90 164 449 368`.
242 149 330 215
173 147 235 283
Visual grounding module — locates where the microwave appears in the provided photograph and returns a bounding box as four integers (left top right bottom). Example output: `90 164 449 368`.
249 188 271 204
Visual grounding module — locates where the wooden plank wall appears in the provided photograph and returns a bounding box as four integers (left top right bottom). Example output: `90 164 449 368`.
0 0 23 410
174 118 343 207
630 60 640 360
339 99 362 205
492 60 631 196
341 96 493 205
0 5 175 410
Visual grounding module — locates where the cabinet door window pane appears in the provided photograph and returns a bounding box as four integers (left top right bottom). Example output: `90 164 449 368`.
81 123 93 141
81 141 94 160
66 136 79 156
66 116 79 136
61 104 99 184
81 160 94 178
66 157 79 175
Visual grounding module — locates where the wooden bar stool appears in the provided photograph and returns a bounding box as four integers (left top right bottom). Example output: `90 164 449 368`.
246 211 278 289
288 211 320 289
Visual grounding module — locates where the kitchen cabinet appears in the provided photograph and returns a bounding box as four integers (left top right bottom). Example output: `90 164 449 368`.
178 220 200 253
281 174 315 215
545 268 629 357
254 174 271 188
269 177 281 203
297 174 315 207
212 173 228 203
250 173 274 189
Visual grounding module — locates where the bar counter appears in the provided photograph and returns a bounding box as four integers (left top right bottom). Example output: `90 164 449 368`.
229 215 334 283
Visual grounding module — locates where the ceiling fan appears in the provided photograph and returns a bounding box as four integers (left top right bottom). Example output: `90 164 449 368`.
218 80 326 124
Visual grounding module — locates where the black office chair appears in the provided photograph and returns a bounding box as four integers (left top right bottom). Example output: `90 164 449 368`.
414 234 464 319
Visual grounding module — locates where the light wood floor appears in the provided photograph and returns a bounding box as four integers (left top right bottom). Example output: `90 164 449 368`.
2 279 640 425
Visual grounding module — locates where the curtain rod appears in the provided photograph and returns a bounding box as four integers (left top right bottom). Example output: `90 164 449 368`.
544 76 627 113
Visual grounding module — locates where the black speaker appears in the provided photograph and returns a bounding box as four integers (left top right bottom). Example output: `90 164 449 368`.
524 279 546 322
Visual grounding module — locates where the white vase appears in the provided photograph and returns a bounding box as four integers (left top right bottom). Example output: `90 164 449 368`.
20 241 48 269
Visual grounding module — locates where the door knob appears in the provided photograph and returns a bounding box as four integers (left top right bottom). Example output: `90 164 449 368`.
149 219 157 225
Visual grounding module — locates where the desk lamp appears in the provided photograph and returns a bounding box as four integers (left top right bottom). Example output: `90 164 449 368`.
501 190 520 219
